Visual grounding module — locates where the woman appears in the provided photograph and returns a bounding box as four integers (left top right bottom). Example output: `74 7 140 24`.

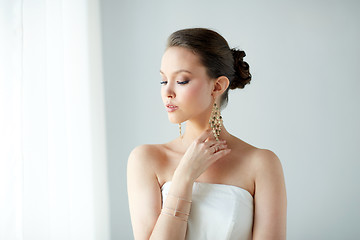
127 28 287 240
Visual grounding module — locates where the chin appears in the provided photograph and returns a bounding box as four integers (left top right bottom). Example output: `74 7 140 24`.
168 114 186 124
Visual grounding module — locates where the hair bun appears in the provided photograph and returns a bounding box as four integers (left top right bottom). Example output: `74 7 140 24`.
230 48 252 89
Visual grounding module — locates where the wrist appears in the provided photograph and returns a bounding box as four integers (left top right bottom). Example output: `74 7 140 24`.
173 169 194 185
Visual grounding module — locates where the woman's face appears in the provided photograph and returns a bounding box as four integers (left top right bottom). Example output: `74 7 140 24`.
160 46 214 124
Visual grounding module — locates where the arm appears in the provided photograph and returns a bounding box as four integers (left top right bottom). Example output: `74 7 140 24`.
127 144 193 240
127 130 230 240
252 149 287 240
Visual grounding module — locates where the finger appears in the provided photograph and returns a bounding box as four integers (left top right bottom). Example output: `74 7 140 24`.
206 129 217 141
213 148 231 158
197 128 213 143
207 129 217 141
214 143 228 153
204 139 225 148
216 143 228 149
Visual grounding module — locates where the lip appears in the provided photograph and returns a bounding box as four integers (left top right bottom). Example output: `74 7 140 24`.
165 104 178 112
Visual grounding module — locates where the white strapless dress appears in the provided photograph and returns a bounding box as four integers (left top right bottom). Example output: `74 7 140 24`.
161 181 253 240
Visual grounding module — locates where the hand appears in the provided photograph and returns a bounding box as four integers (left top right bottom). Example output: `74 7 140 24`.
175 129 231 183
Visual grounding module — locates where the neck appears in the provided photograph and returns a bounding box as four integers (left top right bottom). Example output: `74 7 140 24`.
179 119 230 149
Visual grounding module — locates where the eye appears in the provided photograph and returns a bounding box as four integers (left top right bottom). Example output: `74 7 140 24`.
160 81 167 85
178 80 190 85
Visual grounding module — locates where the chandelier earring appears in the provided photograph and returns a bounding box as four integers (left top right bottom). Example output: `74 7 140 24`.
209 102 223 141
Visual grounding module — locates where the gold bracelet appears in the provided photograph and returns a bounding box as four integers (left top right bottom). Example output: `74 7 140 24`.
166 194 192 203
166 194 191 219
163 206 190 216
161 209 188 222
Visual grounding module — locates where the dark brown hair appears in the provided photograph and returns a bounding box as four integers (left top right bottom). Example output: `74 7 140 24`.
166 28 251 109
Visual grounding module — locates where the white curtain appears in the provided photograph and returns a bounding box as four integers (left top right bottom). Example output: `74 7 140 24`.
0 0 110 239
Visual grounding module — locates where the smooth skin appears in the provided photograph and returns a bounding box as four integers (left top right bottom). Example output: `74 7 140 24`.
127 46 287 240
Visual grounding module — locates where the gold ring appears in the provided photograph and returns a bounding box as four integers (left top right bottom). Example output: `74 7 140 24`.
214 146 218 153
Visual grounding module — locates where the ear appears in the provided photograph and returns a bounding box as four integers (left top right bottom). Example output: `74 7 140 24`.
211 76 230 98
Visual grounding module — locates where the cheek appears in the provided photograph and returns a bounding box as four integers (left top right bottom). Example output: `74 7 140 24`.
183 83 211 108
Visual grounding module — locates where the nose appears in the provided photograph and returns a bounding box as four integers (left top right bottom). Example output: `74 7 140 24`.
163 83 176 99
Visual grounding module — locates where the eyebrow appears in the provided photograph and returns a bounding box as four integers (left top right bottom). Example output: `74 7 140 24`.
159 69 192 76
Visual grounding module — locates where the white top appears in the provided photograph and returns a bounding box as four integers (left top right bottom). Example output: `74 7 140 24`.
161 181 254 240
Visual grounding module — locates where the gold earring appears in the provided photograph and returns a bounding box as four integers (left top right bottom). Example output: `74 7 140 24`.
209 102 223 141
179 123 183 139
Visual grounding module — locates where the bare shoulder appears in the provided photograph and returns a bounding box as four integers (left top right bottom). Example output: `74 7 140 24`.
128 141 179 187
226 135 283 183
128 144 164 165
127 144 165 176
250 148 283 175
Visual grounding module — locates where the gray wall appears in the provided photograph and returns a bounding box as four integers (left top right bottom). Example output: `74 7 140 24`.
100 1 360 239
